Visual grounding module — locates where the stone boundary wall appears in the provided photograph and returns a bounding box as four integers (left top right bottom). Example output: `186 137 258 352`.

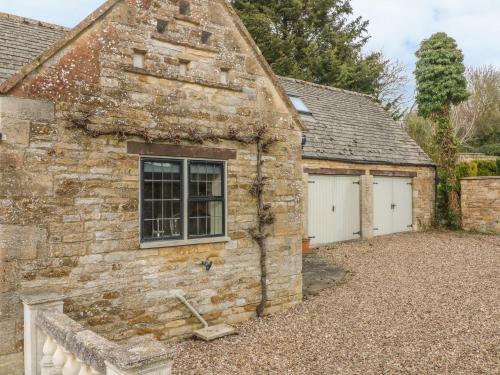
460 177 500 233
458 153 497 163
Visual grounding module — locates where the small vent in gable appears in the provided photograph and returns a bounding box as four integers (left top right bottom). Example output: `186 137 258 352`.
201 31 212 45
179 1 191 16
133 49 146 69
156 19 168 33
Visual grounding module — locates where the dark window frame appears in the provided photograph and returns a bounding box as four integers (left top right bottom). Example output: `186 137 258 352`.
140 157 227 244
187 160 226 239
140 158 184 243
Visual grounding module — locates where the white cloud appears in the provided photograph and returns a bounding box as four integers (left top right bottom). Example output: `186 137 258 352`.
351 0 500 97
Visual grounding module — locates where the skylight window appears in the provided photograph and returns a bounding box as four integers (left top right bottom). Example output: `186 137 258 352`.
289 95 311 115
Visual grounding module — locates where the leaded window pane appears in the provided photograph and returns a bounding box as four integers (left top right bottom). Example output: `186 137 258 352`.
189 162 223 198
188 201 223 237
142 160 182 241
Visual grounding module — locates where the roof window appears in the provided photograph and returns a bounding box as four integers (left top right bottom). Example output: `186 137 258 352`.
288 95 311 115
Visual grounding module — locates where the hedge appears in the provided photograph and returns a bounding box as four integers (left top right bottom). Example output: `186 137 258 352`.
457 159 500 178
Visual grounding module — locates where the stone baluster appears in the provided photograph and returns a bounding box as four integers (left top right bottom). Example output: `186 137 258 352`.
52 344 68 374
63 350 81 375
41 334 57 375
21 293 64 375
77 362 94 375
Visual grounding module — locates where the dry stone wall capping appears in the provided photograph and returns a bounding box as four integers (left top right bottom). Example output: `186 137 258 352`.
460 177 500 233
0 0 304 371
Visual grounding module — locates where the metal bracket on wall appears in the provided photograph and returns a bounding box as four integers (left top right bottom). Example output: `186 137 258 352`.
353 231 361 235
308 181 316 184
353 181 360 185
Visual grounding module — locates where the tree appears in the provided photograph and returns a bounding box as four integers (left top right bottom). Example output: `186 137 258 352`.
451 66 500 146
414 32 468 226
404 111 438 162
378 59 411 119
231 0 386 96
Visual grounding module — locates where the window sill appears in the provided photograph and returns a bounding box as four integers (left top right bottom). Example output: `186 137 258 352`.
140 236 231 249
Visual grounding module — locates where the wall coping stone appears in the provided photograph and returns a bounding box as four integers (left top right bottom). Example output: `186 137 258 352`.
20 293 65 306
461 176 500 180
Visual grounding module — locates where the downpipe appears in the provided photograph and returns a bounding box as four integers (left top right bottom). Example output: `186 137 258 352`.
172 292 209 328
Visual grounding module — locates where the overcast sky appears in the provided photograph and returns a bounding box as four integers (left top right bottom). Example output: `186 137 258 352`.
1 0 499 98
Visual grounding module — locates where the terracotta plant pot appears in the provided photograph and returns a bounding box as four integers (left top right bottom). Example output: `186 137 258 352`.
302 238 311 255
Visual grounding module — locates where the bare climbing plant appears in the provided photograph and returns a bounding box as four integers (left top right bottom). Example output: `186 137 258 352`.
65 111 279 317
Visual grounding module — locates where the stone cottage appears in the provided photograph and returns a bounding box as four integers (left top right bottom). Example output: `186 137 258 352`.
0 1 304 371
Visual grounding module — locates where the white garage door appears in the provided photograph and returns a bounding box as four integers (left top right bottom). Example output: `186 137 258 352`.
373 177 413 236
308 175 360 245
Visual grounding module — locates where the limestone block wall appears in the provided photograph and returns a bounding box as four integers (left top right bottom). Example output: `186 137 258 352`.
302 159 436 239
0 0 304 371
461 177 500 233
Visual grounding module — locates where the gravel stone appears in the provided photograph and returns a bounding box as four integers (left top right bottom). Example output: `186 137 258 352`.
172 231 500 374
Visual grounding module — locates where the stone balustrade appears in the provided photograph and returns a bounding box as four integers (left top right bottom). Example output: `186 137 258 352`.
22 294 175 375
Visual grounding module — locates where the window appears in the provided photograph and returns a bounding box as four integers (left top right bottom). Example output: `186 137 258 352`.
289 95 312 115
156 19 168 33
133 50 146 69
141 158 226 244
188 161 224 238
179 0 190 16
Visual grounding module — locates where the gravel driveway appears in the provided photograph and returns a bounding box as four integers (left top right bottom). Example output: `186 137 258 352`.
172 231 500 374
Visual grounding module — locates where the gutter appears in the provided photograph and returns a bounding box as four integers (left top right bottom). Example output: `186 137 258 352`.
302 155 436 168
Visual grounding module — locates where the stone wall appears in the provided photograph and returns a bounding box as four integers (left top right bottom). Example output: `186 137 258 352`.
302 159 436 239
0 1 303 370
458 153 497 163
460 177 500 233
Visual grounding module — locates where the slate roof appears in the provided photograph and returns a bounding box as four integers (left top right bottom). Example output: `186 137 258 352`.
0 12 67 84
279 77 435 166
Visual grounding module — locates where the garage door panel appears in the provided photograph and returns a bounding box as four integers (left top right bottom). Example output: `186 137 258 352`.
392 178 413 233
308 176 335 245
373 177 393 236
333 177 360 242
308 175 360 245
374 176 413 236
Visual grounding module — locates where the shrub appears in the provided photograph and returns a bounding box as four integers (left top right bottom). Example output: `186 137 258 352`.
476 160 497 176
457 161 478 178
497 159 500 175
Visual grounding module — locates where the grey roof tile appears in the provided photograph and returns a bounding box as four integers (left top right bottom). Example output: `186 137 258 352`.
279 77 435 166
0 12 67 84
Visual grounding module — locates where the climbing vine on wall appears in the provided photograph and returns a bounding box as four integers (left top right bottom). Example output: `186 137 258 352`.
65 112 279 317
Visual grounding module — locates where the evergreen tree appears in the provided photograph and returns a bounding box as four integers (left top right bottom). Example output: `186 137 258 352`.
414 32 468 226
231 0 385 96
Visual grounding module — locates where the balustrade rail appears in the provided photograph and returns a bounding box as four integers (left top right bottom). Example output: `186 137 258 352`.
21 294 174 375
